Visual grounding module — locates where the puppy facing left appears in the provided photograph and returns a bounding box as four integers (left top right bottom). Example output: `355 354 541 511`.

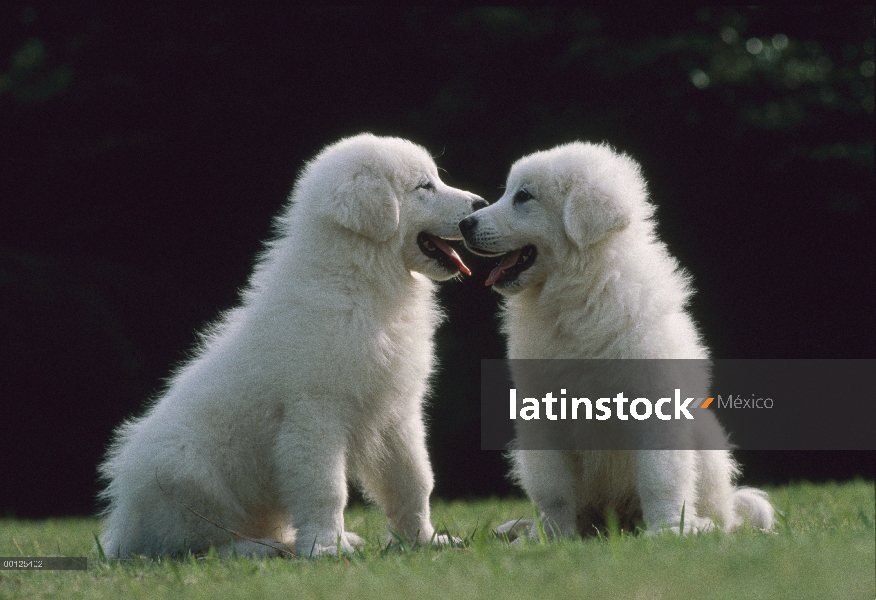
99 134 485 558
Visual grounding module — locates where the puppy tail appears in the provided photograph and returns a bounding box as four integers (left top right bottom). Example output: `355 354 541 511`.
732 486 775 530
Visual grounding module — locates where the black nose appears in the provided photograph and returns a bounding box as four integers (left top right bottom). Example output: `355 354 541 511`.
459 215 478 235
471 196 488 211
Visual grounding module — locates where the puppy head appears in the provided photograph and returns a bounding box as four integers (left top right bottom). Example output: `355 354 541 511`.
299 133 483 280
460 142 650 295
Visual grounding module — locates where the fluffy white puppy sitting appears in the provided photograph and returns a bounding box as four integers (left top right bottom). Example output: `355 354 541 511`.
99 133 485 558
460 142 774 538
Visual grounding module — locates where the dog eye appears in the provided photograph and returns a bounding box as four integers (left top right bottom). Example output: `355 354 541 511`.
416 181 435 191
513 189 534 204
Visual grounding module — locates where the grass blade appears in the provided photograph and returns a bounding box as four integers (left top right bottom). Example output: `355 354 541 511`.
533 505 548 545
679 501 686 536
93 533 107 562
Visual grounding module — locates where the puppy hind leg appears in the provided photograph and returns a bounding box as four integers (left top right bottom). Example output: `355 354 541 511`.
101 487 230 558
693 450 774 531
732 487 775 530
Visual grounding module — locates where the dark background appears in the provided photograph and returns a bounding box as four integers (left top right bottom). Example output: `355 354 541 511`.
1 6 873 518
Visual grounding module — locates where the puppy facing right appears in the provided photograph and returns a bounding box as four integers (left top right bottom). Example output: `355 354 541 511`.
99 134 483 559
460 142 774 539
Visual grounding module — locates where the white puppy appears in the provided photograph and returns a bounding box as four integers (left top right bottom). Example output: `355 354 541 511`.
460 142 773 538
99 133 484 558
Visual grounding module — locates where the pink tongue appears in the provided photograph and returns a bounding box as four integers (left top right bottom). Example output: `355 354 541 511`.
427 235 471 276
485 249 522 286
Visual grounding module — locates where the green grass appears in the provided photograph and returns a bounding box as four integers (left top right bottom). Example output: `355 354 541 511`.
1 480 873 599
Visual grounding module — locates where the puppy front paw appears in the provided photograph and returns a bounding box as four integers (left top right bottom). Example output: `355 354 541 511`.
495 518 536 542
644 515 716 536
431 533 462 547
343 531 365 549
299 530 363 557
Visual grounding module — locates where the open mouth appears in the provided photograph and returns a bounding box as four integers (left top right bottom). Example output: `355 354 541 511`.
417 232 471 276
484 245 537 286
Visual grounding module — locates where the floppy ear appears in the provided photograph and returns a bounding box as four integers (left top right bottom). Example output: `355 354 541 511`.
563 188 631 248
328 167 400 242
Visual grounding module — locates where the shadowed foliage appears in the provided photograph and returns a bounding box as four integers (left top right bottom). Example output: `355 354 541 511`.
0 6 872 517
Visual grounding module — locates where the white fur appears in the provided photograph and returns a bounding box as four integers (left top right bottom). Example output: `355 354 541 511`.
99 134 482 557
462 142 774 538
